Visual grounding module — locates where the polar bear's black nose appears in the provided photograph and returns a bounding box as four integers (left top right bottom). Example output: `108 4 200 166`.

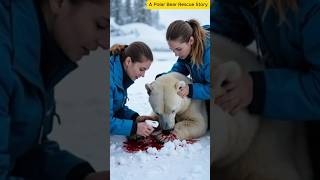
162 129 173 135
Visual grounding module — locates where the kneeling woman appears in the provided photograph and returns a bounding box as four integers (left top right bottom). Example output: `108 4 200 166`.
110 42 157 137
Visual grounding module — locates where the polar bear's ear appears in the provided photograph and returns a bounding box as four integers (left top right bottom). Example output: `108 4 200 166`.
145 83 152 95
175 81 186 91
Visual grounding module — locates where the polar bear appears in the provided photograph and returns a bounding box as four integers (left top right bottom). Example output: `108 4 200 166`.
145 72 207 142
212 32 313 180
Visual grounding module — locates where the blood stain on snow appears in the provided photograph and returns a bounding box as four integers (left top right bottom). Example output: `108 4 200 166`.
123 135 198 153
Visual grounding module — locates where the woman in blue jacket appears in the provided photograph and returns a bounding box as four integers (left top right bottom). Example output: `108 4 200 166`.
164 19 211 101
110 42 158 137
0 0 108 179
212 0 320 119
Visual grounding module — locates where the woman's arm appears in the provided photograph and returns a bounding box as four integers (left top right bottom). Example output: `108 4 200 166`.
0 3 16 178
189 47 211 100
109 84 137 136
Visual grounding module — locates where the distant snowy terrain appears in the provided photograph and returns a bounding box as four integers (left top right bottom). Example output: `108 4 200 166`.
110 18 168 51
110 53 210 180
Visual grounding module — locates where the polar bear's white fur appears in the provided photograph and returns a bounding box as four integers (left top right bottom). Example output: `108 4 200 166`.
145 72 207 140
212 32 313 180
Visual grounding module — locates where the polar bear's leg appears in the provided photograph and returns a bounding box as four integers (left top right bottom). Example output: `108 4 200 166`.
173 118 206 140
173 101 208 140
155 118 206 142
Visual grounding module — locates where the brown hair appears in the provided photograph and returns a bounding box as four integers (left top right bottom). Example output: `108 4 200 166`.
120 41 153 63
166 19 208 66
262 0 298 24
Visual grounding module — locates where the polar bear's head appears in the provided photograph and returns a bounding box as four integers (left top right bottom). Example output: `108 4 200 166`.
145 73 191 131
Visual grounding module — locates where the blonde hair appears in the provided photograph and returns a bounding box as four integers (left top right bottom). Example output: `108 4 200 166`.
166 19 208 66
263 0 298 24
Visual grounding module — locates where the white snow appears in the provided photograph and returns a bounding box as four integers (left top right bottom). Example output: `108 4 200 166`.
110 19 168 51
110 53 210 180
110 133 210 180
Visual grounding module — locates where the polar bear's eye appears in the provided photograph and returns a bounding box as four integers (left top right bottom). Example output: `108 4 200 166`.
171 110 175 114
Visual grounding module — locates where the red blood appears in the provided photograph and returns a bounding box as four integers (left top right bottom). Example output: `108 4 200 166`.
166 133 177 141
123 136 163 153
123 135 199 153
186 139 198 144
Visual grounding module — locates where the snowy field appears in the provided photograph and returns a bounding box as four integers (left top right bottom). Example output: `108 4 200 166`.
110 52 210 180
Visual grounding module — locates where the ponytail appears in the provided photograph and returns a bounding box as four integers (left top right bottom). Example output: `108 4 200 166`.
186 19 207 66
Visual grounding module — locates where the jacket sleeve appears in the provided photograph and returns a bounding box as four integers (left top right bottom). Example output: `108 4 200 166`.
109 83 136 136
0 41 24 180
0 2 18 179
115 105 139 120
169 59 190 76
0 81 13 180
211 1 255 46
190 47 211 100
251 8 320 120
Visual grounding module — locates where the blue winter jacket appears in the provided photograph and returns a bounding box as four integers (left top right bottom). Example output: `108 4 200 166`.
168 34 211 100
0 0 93 179
212 0 320 120
109 55 138 136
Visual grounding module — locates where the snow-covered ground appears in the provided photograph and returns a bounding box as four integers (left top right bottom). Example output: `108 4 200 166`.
110 52 210 180
110 134 210 180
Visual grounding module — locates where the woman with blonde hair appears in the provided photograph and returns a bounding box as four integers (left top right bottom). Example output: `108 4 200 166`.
161 19 211 101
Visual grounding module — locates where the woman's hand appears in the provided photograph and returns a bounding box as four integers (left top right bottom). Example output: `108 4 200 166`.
137 122 154 137
84 171 109 180
109 44 127 55
215 72 253 114
177 85 189 98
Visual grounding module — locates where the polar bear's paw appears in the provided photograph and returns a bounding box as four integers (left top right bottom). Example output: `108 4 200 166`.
156 132 178 143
